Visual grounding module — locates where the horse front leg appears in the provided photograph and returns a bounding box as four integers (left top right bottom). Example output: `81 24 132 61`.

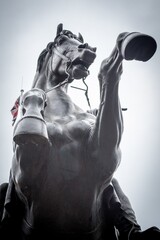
90 43 124 185
13 88 49 146
11 88 50 204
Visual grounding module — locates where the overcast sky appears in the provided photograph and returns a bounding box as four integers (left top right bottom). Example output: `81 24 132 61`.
0 0 160 231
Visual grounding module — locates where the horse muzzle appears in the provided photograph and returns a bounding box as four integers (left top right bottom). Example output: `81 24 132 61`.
70 48 97 79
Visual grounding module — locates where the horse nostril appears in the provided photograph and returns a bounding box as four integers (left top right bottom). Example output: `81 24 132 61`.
78 44 97 53
84 43 88 48
78 43 88 49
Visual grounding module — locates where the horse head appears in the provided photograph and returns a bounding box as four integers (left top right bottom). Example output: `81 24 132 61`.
32 23 97 91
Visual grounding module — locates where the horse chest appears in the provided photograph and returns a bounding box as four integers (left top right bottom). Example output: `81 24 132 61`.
46 119 94 181
34 121 100 230
13 117 102 232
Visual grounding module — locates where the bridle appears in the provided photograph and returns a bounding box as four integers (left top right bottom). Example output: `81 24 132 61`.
45 45 91 108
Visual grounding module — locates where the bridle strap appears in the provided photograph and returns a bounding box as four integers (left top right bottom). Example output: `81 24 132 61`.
53 48 71 63
45 47 73 93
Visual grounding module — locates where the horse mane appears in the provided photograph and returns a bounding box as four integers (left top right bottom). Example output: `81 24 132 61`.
36 42 54 72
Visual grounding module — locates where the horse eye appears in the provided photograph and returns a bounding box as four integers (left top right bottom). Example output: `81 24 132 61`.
57 36 66 45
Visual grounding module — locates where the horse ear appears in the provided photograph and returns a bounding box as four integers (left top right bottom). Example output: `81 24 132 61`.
57 23 63 36
78 32 84 43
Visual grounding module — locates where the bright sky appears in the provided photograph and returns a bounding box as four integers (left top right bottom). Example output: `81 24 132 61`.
0 0 160 230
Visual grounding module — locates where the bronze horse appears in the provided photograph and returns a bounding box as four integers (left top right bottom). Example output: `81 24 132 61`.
1 24 159 240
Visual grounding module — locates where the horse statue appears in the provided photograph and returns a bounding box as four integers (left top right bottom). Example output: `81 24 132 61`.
0 24 159 240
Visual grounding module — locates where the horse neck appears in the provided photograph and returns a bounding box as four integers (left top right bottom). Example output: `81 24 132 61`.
32 51 77 118
46 88 77 118
33 80 74 119
32 71 47 90
32 49 69 90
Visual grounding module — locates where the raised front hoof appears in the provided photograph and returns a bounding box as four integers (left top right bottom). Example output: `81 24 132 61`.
130 226 160 240
13 117 49 146
120 32 157 62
